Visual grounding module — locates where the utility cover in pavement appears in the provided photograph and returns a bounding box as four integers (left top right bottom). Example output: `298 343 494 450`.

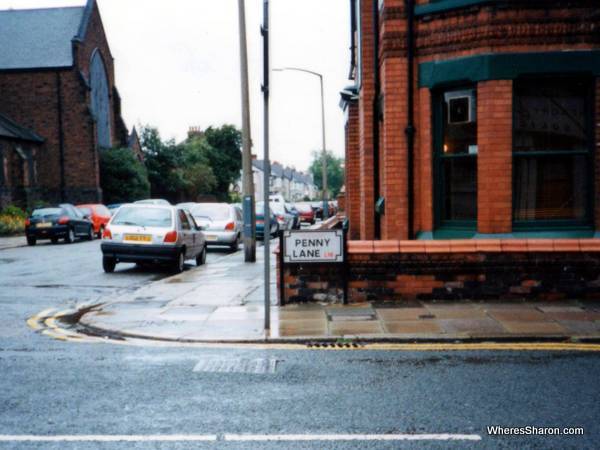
193 358 278 374
327 309 375 322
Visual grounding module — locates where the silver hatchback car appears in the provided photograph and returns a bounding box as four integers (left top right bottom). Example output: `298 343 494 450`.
101 204 206 273
189 203 242 251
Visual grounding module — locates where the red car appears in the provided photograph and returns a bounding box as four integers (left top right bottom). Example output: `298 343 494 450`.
295 203 315 225
76 204 112 238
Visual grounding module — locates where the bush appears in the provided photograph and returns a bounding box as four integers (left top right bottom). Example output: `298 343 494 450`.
100 147 151 204
0 214 25 236
1 205 28 219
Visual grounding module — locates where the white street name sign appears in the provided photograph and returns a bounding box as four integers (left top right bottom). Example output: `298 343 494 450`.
283 230 344 263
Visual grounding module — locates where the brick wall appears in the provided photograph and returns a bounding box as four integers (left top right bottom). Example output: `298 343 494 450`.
477 80 512 234
279 239 600 304
415 87 433 232
345 101 361 240
358 0 376 240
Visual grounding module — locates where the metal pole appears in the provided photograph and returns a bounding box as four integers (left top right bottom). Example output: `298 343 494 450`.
319 74 329 219
238 0 256 262
262 0 271 332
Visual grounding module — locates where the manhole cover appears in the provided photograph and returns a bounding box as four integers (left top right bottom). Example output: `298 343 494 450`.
327 309 375 322
193 358 279 374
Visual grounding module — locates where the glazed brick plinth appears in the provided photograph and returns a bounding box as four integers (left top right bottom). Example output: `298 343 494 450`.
278 239 600 304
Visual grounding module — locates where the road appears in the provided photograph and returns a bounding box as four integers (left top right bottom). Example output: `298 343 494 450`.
0 238 599 449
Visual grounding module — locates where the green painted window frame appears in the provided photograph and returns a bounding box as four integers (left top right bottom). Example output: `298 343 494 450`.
432 86 478 231
511 75 596 231
415 0 496 17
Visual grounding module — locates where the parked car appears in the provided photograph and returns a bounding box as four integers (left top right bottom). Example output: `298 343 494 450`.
107 203 126 216
101 204 206 273
189 203 243 251
295 202 315 225
269 194 285 204
255 202 279 240
176 202 197 211
76 204 112 238
25 204 94 245
270 202 294 231
285 203 301 229
311 201 324 220
134 199 171 205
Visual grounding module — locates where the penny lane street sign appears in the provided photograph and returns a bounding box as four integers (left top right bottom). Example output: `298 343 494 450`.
283 230 344 263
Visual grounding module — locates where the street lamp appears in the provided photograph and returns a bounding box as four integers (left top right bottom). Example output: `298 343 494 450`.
272 67 329 219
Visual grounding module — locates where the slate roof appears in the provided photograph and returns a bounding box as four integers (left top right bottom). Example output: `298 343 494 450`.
0 113 44 143
0 6 86 70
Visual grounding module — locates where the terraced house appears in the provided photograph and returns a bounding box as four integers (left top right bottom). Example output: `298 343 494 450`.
0 0 130 209
327 0 600 302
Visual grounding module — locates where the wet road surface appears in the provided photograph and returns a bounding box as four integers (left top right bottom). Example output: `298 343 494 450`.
0 239 599 449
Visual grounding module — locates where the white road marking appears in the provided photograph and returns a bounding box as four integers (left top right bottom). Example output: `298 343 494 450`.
193 358 278 374
0 433 482 442
224 433 483 441
0 435 217 442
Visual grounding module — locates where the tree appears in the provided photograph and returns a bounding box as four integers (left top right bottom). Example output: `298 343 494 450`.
140 125 187 203
202 125 242 201
99 147 150 204
181 137 217 200
309 150 345 198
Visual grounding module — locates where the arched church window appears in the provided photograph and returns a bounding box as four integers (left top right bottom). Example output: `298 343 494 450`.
90 50 112 149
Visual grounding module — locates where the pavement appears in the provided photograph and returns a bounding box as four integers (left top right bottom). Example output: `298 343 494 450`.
0 235 26 250
78 245 600 343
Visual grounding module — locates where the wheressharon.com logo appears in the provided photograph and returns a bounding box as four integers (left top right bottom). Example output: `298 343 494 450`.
487 426 584 436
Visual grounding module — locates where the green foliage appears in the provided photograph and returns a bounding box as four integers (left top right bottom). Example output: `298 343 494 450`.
140 124 241 203
1 205 27 219
201 125 242 201
309 150 345 198
99 147 150 204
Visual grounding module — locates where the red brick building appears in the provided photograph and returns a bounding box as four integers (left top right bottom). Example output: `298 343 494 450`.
0 0 129 209
278 0 600 304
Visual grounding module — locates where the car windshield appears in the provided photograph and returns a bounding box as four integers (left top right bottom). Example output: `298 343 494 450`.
78 207 92 216
296 204 312 213
32 208 63 217
112 207 172 228
191 204 230 221
270 203 285 215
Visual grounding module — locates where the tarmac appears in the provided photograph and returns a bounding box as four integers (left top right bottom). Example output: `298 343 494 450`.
77 246 600 343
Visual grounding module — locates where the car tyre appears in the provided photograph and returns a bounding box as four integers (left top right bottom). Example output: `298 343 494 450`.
86 225 94 241
173 251 185 274
102 256 116 273
26 236 36 246
65 228 75 244
196 245 207 266
50 237 58 244
229 235 239 252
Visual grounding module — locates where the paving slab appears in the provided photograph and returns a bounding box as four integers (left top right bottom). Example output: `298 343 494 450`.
500 321 567 335
376 307 432 321
382 320 443 335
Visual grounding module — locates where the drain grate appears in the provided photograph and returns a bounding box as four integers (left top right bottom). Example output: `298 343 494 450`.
193 358 278 374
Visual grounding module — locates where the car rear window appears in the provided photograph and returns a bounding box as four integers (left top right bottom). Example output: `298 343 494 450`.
78 207 92 216
191 204 230 221
32 208 63 217
112 207 172 228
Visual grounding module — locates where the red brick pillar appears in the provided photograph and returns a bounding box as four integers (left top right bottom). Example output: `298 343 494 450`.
595 78 600 233
416 87 433 234
345 101 361 240
477 80 513 234
358 0 376 240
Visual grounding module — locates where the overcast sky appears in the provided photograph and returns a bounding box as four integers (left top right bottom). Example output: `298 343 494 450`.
0 0 351 172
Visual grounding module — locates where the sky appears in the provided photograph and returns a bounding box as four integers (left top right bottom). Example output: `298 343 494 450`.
0 0 351 173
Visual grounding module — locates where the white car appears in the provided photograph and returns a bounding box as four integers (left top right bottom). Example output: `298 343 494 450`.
134 199 171 205
101 204 206 273
190 203 243 251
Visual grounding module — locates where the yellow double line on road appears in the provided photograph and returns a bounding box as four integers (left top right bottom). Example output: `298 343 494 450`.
27 308 600 351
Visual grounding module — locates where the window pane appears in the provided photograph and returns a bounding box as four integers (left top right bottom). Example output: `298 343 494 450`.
514 79 588 152
442 157 477 221
443 89 477 155
514 155 588 221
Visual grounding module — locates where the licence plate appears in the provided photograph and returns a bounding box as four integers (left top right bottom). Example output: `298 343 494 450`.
36 222 52 228
124 234 152 243
205 235 218 241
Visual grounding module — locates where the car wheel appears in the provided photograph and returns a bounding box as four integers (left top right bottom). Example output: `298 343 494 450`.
229 235 239 252
26 236 36 246
102 256 116 273
50 237 58 244
65 228 75 244
196 245 207 266
173 251 185 273
86 225 94 241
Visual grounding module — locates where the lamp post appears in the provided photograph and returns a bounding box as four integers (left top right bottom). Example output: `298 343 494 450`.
272 67 329 219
